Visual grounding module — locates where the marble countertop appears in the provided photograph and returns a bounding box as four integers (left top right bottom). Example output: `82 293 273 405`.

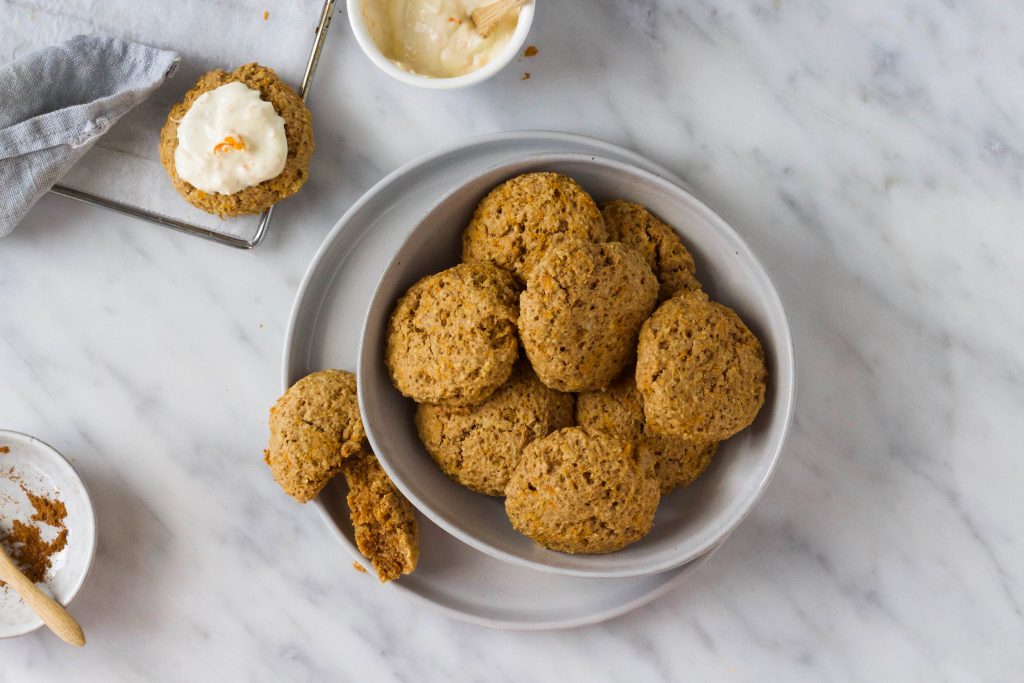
1 0 1021 679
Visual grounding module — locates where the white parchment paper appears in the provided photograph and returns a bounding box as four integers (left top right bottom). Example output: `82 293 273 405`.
0 0 326 241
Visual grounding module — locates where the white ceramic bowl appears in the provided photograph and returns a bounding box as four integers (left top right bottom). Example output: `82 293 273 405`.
358 154 796 578
0 430 97 638
347 0 536 89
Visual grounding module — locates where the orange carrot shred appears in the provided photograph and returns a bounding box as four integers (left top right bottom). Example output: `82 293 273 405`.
213 135 246 156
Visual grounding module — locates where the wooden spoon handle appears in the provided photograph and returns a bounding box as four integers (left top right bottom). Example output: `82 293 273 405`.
472 0 528 38
0 545 85 647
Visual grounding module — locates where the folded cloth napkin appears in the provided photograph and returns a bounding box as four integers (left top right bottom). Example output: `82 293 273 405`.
0 35 179 236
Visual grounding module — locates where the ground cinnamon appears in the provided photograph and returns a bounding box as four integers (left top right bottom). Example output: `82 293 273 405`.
0 486 69 586
26 490 67 527
1 521 68 584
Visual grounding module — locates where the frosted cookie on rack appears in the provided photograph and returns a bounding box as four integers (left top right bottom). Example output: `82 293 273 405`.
159 63 313 217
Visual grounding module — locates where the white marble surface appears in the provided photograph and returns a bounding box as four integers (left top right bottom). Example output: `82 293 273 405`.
1 0 1022 679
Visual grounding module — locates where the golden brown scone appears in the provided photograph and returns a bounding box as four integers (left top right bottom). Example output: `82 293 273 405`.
576 370 717 494
159 63 313 216
505 427 660 554
519 239 658 392
415 364 575 496
637 291 767 441
462 172 607 283
386 262 520 407
601 200 701 301
341 451 419 582
265 370 364 503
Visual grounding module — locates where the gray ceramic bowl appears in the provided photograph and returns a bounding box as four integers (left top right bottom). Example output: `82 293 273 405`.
358 154 795 578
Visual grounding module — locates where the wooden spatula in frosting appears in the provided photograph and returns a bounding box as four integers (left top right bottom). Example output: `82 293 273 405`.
0 542 85 646
472 0 529 38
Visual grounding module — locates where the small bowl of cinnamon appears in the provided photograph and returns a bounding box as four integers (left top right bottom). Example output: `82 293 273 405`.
0 430 96 639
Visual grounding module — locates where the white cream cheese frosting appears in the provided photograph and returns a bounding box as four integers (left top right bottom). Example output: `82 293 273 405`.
362 0 519 78
174 81 288 195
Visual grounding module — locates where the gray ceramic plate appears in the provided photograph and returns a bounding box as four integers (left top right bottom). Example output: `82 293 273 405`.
283 131 720 629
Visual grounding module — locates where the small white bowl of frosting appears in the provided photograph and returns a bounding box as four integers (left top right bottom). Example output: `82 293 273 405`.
349 0 535 89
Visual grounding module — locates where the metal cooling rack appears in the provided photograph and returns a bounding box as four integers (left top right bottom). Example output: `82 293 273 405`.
49 0 336 250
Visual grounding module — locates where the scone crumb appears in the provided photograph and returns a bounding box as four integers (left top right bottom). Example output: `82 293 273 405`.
524 45 538 57
522 72 530 80
353 561 367 574
0 446 9 454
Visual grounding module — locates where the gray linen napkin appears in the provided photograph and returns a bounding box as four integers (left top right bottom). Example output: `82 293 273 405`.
0 35 179 236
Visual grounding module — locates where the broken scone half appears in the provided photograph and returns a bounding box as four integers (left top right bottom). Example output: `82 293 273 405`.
265 369 365 503
341 451 419 582
265 369 419 582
